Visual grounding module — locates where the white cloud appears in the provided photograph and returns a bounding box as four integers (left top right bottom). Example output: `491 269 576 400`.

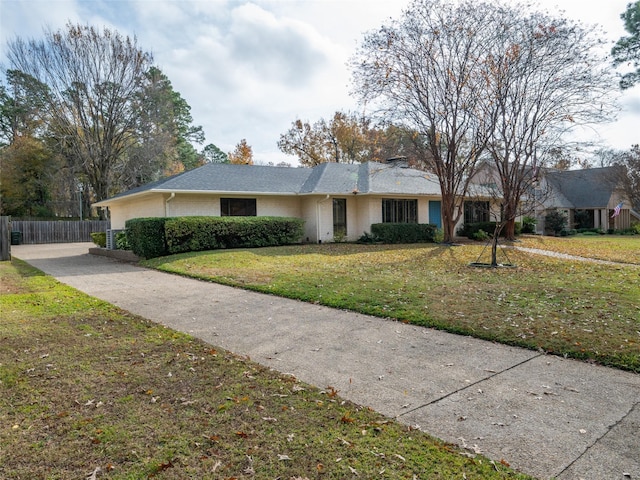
1 0 638 163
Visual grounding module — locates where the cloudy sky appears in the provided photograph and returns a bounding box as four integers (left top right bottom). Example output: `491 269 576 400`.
1 0 639 165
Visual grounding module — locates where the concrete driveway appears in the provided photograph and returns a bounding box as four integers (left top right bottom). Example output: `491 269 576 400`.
10 243 640 480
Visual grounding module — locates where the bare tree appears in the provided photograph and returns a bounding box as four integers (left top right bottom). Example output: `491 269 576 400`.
351 0 618 244
5 23 153 218
350 0 496 243
481 8 617 240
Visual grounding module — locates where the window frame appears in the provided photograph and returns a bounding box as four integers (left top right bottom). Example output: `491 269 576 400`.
463 201 490 224
220 198 257 216
382 199 418 224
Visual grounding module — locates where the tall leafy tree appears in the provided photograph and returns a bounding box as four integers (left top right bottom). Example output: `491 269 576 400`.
278 111 419 167
120 67 205 189
5 23 154 218
612 1 640 89
0 136 58 217
0 70 60 216
202 143 229 164
0 70 50 145
278 111 372 166
228 139 253 165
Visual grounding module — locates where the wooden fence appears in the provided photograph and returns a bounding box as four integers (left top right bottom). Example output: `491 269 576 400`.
10 220 110 244
0 216 9 260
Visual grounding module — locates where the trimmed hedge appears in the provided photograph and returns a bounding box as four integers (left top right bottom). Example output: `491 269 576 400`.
126 216 305 259
457 221 522 239
370 223 438 243
165 216 304 254
126 218 169 259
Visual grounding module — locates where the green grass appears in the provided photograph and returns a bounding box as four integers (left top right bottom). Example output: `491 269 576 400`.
143 240 640 373
0 259 531 479
517 234 640 265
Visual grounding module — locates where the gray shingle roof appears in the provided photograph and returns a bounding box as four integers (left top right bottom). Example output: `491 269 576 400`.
98 161 442 204
545 166 623 208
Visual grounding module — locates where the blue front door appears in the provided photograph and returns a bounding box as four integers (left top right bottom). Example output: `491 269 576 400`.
429 201 442 228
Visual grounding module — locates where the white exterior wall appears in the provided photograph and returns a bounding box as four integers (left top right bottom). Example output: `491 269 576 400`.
347 196 380 240
109 195 166 229
168 194 218 217
418 198 430 224
109 193 303 230
257 196 302 217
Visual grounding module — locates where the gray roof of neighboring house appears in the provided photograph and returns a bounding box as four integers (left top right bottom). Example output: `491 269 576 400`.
96 161 442 205
544 166 624 209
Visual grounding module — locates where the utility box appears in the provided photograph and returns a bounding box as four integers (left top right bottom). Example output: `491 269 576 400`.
11 231 22 245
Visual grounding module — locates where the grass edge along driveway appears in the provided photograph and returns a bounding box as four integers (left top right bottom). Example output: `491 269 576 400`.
0 259 532 479
143 240 640 373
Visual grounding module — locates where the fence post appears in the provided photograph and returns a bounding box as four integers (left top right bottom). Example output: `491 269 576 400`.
0 216 10 261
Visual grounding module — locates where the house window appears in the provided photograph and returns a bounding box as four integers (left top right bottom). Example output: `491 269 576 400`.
333 198 347 236
464 201 490 224
221 198 256 216
382 199 418 223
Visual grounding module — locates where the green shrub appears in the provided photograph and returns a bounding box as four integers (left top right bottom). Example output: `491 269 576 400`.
115 231 130 250
357 232 379 244
560 229 577 237
472 229 489 241
126 218 169 259
457 221 521 239
544 210 567 235
90 232 106 248
633 223 640 234
370 223 437 244
164 216 304 255
433 228 445 244
521 215 537 234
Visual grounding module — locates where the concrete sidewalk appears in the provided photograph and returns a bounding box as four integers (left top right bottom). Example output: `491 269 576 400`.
11 243 640 480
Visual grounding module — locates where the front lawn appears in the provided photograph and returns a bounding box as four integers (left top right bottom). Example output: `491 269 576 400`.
517 234 640 265
0 259 531 479
144 242 640 372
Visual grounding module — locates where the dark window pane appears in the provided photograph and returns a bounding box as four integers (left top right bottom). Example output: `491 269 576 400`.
221 198 256 216
333 198 347 235
464 201 490 224
382 199 418 223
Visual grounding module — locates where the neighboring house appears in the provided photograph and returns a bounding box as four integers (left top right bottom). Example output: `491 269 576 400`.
94 161 449 244
535 166 633 233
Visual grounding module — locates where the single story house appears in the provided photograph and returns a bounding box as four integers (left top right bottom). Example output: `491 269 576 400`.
535 166 634 233
94 161 635 245
94 161 453 244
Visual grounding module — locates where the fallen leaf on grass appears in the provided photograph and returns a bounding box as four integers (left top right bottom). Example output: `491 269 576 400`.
341 413 354 424
325 386 339 398
86 467 100 480
278 454 291 461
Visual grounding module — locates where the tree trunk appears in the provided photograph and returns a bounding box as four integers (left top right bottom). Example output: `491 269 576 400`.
503 219 516 241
